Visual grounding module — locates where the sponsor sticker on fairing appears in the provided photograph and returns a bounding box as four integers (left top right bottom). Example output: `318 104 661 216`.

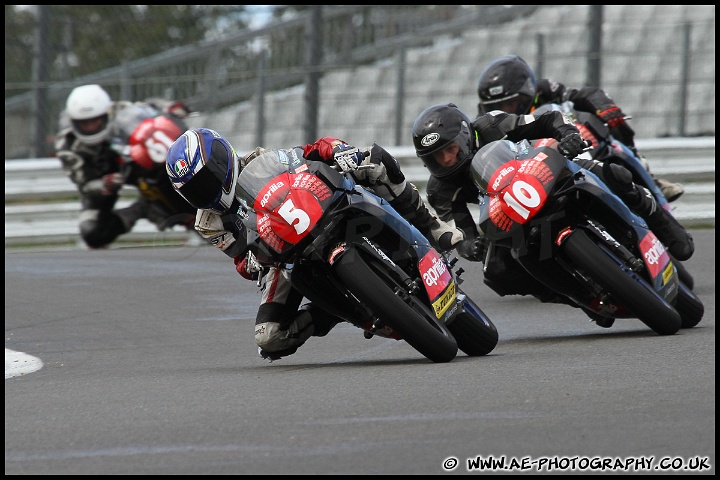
639 231 671 281
328 243 346 264
418 249 456 318
432 282 456 319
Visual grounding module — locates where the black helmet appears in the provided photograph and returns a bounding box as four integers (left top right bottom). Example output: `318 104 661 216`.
477 55 537 115
412 103 476 179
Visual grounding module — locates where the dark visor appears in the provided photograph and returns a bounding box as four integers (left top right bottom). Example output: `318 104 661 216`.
178 165 223 211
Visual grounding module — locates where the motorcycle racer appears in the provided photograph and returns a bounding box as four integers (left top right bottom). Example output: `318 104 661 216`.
54 84 194 248
411 102 694 308
166 129 472 361
476 54 685 202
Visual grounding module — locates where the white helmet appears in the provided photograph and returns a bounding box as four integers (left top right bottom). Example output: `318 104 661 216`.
65 84 113 145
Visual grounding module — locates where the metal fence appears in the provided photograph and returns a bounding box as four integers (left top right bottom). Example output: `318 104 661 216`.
4 5 716 159
4 137 716 248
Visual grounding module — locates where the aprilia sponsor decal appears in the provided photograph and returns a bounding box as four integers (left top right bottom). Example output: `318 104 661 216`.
419 249 456 318
639 231 670 281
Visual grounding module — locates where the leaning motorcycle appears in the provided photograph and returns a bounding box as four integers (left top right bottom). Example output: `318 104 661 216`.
235 148 499 362
532 101 696 289
470 139 703 334
112 103 197 231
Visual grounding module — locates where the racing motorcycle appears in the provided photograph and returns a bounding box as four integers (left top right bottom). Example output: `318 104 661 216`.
111 101 197 231
532 101 695 289
470 139 704 334
235 148 499 363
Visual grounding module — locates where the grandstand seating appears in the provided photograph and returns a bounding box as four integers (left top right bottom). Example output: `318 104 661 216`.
187 5 714 153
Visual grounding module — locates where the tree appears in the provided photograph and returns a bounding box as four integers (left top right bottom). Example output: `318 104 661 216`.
5 6 36 98
5 5 250 99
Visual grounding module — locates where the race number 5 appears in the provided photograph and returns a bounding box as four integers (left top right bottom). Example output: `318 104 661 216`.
278 199 310 234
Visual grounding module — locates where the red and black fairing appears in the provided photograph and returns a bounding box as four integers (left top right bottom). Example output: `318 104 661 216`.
532 101 674 215
251 164 334 254
237 149 461 337
119 112 196 221
239 148 432 265
472 140 678 316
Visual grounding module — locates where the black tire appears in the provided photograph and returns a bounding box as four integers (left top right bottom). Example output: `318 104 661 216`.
674 281 704 328
670 255 695 290
562 229 681 336
334 249 458 363
447 291 499 356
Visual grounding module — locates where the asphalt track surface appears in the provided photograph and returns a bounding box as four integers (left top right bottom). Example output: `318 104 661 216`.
4 230 715 475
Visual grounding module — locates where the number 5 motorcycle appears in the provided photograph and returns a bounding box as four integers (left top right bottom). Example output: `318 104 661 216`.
235 149 499 363
470 139 704 335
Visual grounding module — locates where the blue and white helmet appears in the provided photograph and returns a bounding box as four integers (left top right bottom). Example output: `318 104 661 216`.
166 128 239 213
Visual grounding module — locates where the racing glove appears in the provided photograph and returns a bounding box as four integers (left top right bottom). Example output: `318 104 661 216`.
302 136 347 161
101 172 125 195
557 131 587 159
455 236 487 262
234 252 261 281
82 172 125 196
596 102 637 147
331 144 367 173
595 103 626 129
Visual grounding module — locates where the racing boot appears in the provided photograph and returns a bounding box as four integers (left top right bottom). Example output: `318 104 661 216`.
603 162 694 261
654 177 685 203
389 183 463 251
637 151 685 202
256 304 342 362
115 199 148 232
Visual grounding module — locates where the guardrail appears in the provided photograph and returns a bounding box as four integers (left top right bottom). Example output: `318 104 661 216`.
5 137 715 249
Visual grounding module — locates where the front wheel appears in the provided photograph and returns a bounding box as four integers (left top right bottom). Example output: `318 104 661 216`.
334 248 458 363
670 254 695 290
562 229 681 335
447 291 499 356
674 281 704 328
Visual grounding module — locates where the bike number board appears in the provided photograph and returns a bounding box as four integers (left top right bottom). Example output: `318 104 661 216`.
487 158 553 230
253 171 332 253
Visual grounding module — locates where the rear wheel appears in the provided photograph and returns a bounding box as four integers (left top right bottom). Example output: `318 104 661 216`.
334 249 458 363
562 229 681 335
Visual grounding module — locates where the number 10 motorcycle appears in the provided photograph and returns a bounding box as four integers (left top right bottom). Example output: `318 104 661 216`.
470 139 704 335
532 101 696 289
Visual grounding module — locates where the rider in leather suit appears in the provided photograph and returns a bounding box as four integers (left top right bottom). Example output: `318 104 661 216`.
476 54 685 202
166 129 471 361
55 84 193 248
411 102 694 307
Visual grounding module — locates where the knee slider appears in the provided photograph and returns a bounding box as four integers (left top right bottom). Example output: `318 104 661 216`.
79 212 125 249
254 311 315 352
